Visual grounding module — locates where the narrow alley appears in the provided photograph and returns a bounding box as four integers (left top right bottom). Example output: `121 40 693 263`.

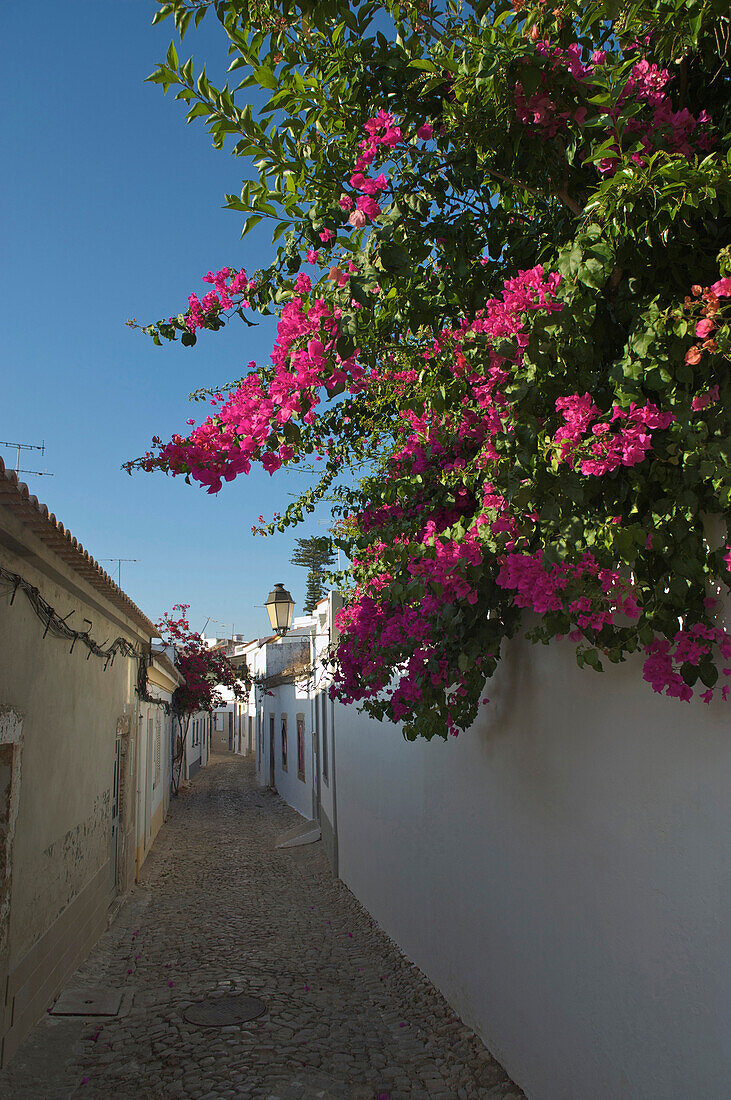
0 755 522 1100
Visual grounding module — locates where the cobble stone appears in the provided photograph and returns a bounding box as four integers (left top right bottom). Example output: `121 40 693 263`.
0 755 523 1099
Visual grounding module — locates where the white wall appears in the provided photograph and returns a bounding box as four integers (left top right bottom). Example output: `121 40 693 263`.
261 680 313 820
333 634 731 1100
186 713 202 773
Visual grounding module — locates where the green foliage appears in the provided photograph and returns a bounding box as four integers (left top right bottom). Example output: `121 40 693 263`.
139 0 731 735
290 535 336 612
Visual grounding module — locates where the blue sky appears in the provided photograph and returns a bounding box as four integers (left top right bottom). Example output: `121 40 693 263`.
1 0 332 638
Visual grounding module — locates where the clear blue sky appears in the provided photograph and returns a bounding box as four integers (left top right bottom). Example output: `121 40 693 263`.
2 0 332 639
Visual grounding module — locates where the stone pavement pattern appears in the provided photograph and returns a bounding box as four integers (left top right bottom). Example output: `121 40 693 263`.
0 755 524 1100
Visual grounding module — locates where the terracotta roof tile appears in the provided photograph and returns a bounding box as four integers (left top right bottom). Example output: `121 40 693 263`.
0 455 156 637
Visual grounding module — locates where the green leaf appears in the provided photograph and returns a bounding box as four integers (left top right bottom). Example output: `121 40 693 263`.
255 66 278 91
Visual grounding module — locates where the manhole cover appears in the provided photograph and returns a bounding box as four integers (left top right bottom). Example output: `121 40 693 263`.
183 993 267 1027
50 988 123 1017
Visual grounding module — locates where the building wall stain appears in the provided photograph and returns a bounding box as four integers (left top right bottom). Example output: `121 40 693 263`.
20 791 111 953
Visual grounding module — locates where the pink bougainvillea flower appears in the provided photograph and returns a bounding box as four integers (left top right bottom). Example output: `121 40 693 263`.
356 194 381 220
711 276 731 297
692 385 719 411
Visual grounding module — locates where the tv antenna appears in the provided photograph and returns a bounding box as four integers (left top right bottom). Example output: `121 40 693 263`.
0 439 54 478
100 558 139 588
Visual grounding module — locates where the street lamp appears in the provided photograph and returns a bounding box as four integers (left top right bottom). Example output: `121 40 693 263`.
264 583 295 636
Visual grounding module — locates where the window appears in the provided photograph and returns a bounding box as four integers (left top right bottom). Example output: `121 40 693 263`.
296 715 305 781
321 692 329 784
281 715 288 770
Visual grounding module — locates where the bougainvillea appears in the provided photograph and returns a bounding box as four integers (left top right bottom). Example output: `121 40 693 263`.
156 605 248 715
130 0 731 740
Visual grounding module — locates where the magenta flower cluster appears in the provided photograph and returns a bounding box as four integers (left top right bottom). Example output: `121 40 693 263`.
141 102 730 730
552 396 675 476
515 41 712 175
185 267 256 333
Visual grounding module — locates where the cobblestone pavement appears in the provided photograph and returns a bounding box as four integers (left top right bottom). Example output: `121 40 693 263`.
0 755 524 1100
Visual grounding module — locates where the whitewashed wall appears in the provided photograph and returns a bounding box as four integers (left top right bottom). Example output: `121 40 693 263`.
260 679 313 820
332 634 731 1100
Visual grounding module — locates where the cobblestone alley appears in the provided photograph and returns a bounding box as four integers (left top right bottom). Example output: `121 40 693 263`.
0 755 523 1100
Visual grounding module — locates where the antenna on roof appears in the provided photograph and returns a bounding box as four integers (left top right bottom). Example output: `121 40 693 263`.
100 558 139 588
0 439 53 478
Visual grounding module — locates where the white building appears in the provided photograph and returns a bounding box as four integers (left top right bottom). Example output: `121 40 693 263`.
135 644 184 874
180 709 212 782
255 588 731 1100
250 597 339 842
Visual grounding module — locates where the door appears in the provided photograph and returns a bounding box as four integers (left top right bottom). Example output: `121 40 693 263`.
269 713 275 788
110 738 121 902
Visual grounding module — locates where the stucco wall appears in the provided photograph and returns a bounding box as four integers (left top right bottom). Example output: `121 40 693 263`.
0 518 147 1063
333 635 731 1100
135 699 172 873
261 680 313 821
0 558 140 962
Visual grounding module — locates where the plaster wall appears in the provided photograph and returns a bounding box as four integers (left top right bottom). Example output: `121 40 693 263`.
135 697 172 873
188 719 203 771
253 615 338 839
0 517 147 1062
264 636 310 677
262 679 313 821
333 634 731 1100
0 543 142 963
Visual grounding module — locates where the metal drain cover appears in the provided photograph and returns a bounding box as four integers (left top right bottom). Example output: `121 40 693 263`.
183 993 267 1027
50 988 123 1017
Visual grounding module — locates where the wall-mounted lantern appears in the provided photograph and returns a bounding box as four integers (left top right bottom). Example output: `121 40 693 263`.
264 583 295 636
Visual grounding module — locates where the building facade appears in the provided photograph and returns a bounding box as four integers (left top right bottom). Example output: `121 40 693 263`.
0 458 172 1065
255 588 731 1099
135 646 184 874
